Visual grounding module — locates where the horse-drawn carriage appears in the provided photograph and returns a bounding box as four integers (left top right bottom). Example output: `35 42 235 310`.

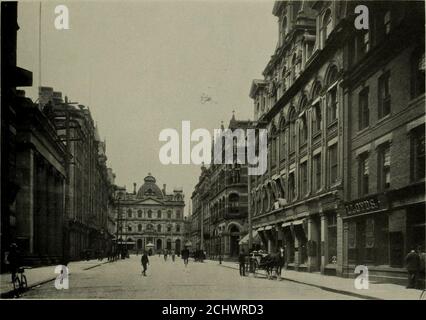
248 250 285 279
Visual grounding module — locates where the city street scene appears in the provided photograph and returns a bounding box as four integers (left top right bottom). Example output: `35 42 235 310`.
1 0 425 301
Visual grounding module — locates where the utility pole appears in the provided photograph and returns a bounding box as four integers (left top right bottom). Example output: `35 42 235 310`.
248 172 252 251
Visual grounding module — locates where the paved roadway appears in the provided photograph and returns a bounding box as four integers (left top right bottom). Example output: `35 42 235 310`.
21 255 359 299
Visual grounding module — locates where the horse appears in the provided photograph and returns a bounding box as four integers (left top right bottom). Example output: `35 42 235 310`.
260 250 286 280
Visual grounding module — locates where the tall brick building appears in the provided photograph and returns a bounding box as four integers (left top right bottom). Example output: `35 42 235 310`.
341 0 425 284
248 0 425 284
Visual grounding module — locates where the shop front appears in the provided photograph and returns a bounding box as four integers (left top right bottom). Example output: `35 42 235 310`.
343 190 425 286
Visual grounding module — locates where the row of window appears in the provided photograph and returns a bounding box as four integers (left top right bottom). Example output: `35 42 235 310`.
123 208 182 220
253 143 339 214
124 223 182 233
358 125 425 197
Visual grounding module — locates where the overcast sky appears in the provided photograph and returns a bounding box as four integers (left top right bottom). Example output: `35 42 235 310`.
17 0 277 214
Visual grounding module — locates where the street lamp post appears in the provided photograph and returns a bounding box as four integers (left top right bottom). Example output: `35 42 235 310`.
218 230 222 264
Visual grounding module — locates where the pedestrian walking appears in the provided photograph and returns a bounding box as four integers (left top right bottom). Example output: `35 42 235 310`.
171 250 175 262
405 248 421 288
141 251 149 276
238 249 246 276
182 247 190 267
164 250 168 261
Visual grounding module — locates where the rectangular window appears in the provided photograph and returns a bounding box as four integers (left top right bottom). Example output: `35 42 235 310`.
411 124 425 182
358 153 369 196
313 154 321 192
329 144 338 184
378 144 391 191
359 88 369 130
300 162 308 197
288 172 295 202
378 72 391 118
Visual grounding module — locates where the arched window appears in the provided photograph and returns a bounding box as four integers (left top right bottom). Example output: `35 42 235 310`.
291 54 297 83
299 115 307 146
311 81 323 134
279 118 286 161
299 96 308 146
157 210 162 219
176 210 181 219
326 66 338 124
289 107 296 153
167 210 172 219
282 16 287 41
127 209 132 218
322 9 332 47
128 225 132 232
147 210 152 219
138 224 142 232
167 224 172 232
229 193 240 208
157 224 162 232
176 224 181 232
137 209 142 218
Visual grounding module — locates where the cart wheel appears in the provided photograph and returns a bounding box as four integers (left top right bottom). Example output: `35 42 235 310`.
21 275 28 289
13 276 21 290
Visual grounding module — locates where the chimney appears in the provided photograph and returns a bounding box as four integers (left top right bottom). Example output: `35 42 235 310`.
163 184 167 195
133 183 137 195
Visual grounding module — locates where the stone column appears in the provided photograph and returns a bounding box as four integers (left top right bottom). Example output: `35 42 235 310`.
307 217 319 272
337 211 345 277
15 148 35 253
320 212 327 274
47 167 56 259
39 160 48 258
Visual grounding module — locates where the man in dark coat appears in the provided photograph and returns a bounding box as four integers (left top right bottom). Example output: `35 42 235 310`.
181 247 190 267
238 249 246 276
405 248 421 288
7 243 21 282
141 251 149 276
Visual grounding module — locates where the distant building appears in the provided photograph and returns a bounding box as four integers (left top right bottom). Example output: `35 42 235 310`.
191 115 252 259
113 174 186 254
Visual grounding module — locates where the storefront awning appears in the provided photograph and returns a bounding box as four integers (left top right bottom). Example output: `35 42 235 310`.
282 219 304 228
239 230 261 245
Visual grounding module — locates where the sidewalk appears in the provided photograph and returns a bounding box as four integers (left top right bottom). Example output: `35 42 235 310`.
206 259 425 300
0 259 109 298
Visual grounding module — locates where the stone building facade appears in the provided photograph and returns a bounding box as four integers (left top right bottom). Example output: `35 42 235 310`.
114 174 186 254
249 1 425 285
249 0 347 275
40 87 114 261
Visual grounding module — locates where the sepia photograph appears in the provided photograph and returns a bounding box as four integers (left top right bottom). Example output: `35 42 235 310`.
1 0 425 304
